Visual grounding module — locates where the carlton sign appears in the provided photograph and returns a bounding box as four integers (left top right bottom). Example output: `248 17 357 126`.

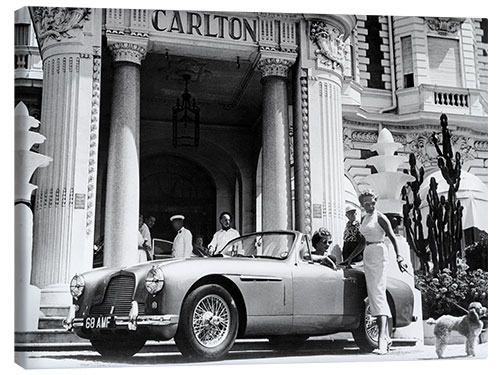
152 10 258 43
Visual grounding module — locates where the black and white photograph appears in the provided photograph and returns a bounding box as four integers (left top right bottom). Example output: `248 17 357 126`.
7 0 494 373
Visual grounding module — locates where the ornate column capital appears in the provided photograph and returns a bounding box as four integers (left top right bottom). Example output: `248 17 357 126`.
108 41 147 65
257 52 297 79
30 7 92 47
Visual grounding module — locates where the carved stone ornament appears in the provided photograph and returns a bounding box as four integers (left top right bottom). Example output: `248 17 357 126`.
257 57 294 78
425 17 464 36
451 135 479 163
31 7 91 46
300 68 312 235
108 42 147 65
309 21 347 72
343 128 354 151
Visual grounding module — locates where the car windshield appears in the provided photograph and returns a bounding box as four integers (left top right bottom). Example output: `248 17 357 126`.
217 233 296 260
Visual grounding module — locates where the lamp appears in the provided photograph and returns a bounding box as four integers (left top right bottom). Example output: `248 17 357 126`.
172 74 200 147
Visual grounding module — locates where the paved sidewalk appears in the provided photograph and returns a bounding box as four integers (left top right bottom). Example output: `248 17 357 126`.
14 339 488 370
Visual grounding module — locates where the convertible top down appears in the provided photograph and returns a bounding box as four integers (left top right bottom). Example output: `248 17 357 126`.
64 231 414 359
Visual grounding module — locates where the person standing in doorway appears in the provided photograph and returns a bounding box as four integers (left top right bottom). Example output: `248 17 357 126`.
208 212 240 255
140 214 156 260
138 214 151 262
170 214 193 258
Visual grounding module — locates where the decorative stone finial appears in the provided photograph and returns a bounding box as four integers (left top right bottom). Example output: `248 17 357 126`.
15 102 52 203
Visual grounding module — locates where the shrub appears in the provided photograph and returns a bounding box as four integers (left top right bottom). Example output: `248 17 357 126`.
465 234 488 271
415 262 488 319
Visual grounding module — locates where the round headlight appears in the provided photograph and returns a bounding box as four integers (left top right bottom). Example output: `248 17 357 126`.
145 266 165 295
70 274 85 300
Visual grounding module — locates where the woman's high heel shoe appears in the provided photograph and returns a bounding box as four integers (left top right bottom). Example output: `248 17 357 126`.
372 337 390 355
372 346 388 355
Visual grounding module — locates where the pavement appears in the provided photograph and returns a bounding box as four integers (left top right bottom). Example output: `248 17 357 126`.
12 336 489 373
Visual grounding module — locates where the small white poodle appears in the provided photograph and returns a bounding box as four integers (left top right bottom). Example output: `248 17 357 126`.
427 302 487 358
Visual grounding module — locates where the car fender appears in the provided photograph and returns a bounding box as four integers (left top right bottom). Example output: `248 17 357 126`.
386 277 414 328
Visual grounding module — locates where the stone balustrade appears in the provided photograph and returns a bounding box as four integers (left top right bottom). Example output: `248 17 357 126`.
397 84 487 116
14 45 43 79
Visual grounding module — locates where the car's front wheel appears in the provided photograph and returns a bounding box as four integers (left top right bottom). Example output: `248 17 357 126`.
352 302 393 352
90 338 146 358
175 284 239 360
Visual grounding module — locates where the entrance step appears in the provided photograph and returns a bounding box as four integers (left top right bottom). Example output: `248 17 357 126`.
15 329 88 345
40 305 69 317
38 316 65 330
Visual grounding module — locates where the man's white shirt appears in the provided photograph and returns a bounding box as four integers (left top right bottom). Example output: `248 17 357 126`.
172 227 193 258
208 228 240 253
139 223 152 258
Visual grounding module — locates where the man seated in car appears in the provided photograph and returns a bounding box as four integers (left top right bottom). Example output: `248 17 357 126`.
310 227 337 269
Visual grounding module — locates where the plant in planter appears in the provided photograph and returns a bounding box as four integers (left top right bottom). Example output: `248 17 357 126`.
427 114 464 277
415 263 488 320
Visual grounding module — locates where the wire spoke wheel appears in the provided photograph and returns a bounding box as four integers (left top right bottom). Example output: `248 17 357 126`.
175 284 239 359
192 294 230 348
365 305 379 344
352 302 393 352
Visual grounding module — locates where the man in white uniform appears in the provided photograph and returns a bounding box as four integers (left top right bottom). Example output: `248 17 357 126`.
208 212 240 255
170 214 193 258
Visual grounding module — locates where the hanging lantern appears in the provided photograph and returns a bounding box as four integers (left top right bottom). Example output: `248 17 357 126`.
172 74 200 147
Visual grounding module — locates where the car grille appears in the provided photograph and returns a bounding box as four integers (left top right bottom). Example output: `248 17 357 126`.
90 274 145 316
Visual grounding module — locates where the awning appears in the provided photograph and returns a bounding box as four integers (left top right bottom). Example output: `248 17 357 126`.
418 170 488 233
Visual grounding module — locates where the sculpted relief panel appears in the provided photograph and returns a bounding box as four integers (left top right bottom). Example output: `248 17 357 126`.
343 123 488 169
309 20 348 73
31 7 92 46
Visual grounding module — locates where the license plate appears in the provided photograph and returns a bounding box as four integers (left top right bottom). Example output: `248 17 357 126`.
83 316 115 330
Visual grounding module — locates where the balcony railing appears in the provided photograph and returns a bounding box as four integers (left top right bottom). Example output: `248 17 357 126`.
15 45 43 80
434 90 469 108
397 84 487 116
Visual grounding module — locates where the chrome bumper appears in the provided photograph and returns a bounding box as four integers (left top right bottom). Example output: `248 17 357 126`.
63 302 179 331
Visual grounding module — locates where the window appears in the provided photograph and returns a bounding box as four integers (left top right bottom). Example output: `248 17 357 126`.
401 36 414 88
427 36 462 87
14 24 30 46
365 15 384 89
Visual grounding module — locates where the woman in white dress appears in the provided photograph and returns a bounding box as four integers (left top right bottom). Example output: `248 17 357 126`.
358 190 406 354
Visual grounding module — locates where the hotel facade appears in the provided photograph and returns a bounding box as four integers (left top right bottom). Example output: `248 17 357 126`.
15 8 488 308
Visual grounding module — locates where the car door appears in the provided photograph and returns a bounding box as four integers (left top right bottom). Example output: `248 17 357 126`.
225 233 294 336
290 235 350 335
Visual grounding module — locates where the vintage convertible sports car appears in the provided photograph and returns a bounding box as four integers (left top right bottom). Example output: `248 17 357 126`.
63 230 415 359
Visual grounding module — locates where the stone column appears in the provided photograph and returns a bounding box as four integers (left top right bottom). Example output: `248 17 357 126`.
257 54 296 230
304 19 351 251
29 7 102 304
104 40 147 267
307 74 346 248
